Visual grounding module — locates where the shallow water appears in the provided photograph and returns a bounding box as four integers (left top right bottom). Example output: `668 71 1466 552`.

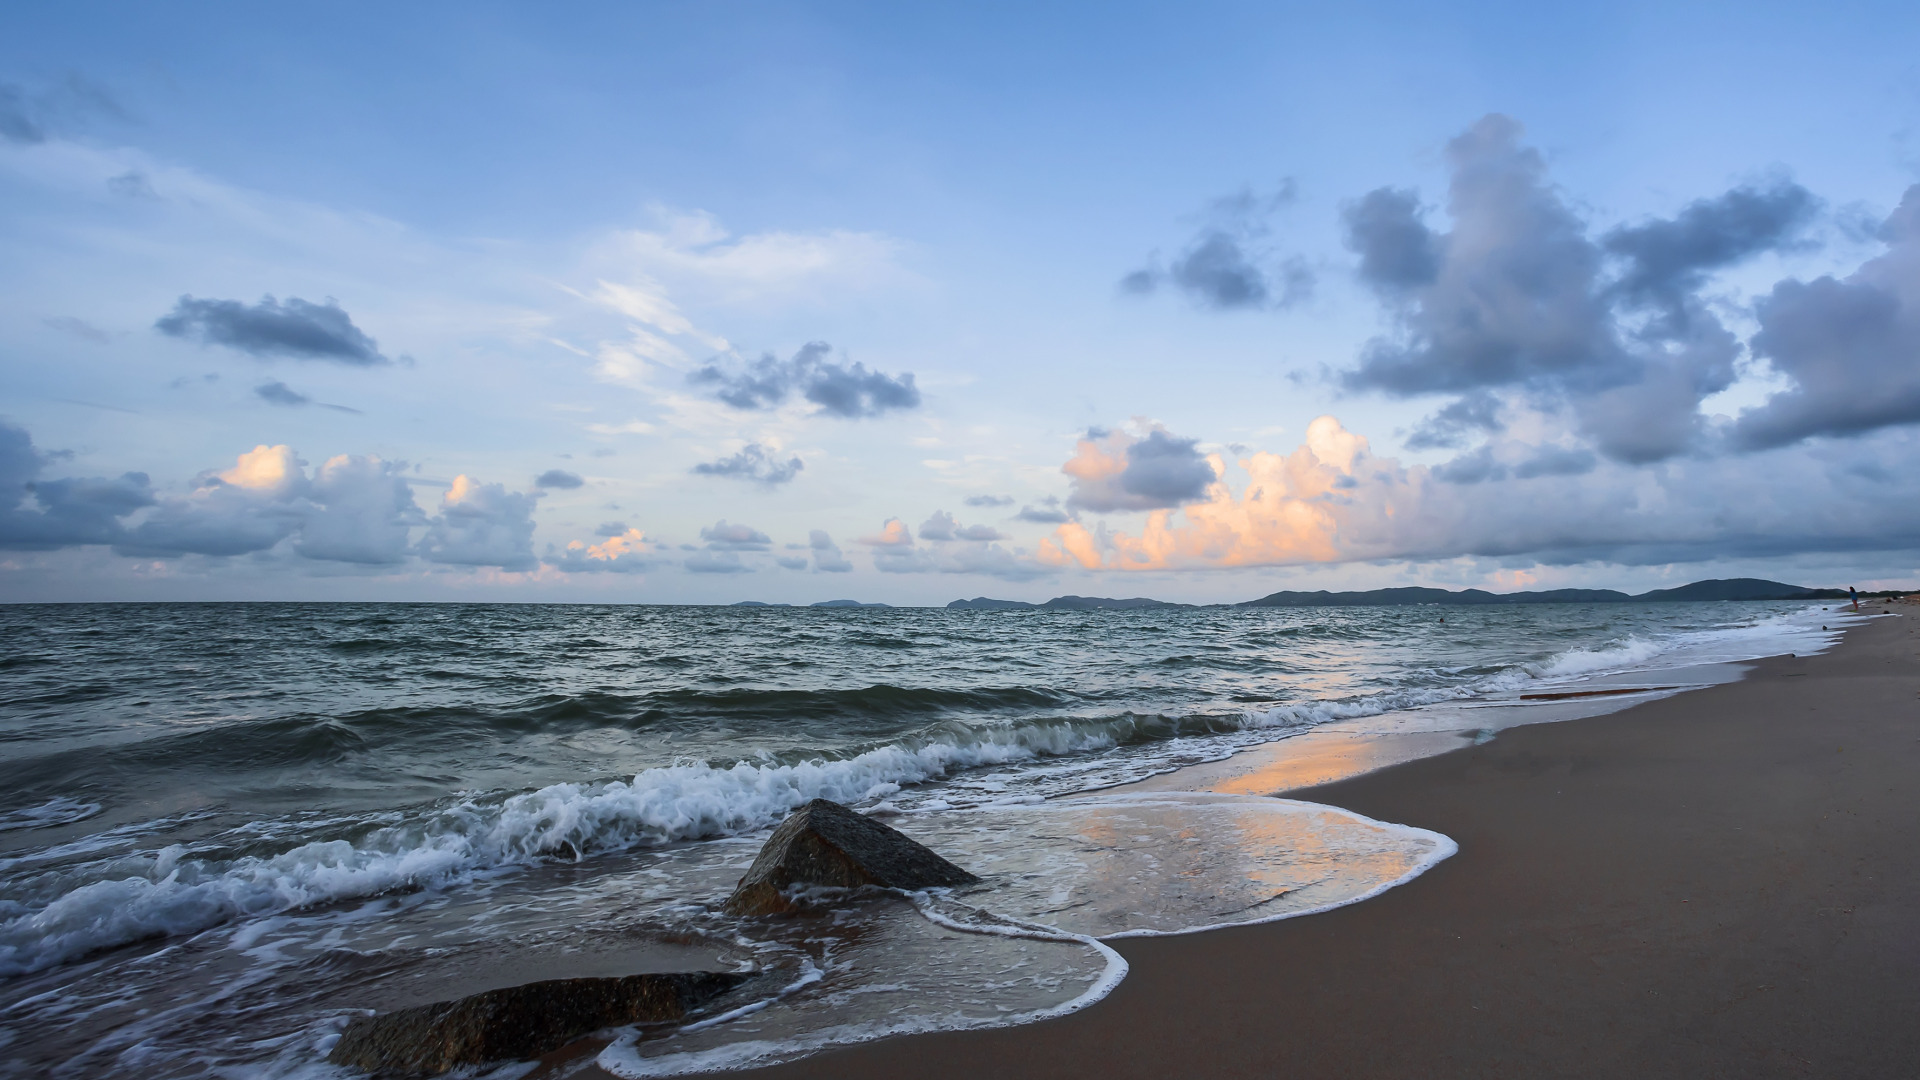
0 600 1838 1075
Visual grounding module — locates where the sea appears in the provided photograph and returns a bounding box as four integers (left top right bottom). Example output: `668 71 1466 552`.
0 599 1840 1077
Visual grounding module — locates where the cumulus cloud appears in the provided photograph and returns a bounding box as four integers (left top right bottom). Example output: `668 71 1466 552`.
1015 496 1073 524
1063 426 1220 512
534 469 584 489
548 527 657 573
1040 414 1920 572
156 295 389 366
1732 184 1920 449
417 476 538 569
0 422 154 550
114 444 423 561
809 529 853 572
1340 115 1818 464
595 520 630 536
1123 183 1314 310
856 516 1045 578
918 510 1006 542
700 520 772 550
691 443 804 485
300 455 424 564
685 550 751 573
690 341 920 418
964 494 1013 507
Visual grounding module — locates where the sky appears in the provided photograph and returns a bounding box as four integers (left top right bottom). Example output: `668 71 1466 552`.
4 0 1920 605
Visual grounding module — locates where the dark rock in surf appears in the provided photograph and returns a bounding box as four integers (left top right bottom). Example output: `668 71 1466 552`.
326 971 746 1075
724 798 978 916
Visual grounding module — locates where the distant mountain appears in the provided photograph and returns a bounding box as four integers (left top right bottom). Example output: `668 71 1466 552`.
946 595 1192 611
1241 578 1846 608
810 599 891 608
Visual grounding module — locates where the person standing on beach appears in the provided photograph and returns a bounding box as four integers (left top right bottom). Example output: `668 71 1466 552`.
1850 585 1860 611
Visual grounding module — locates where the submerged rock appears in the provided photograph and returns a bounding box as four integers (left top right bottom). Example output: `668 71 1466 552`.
327 971 747 1075
724 798 978 916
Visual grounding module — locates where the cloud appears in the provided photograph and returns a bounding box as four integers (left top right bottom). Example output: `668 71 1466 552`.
44 317 114 344
1123 183 1314 310
917 510 1006 542
417 476 538 569
692 443 804 485
0 84 44 144
595 520 629 536
548 528 656 573
1340 115 1815 464
1063 426 1220 512
809 529 853 572
685 550 751 573
0 74 126 145
255 381 311 407
858 518 915 547
114 444 423 562
107 171 158 200
1015 496 1073 524
534 469 585 489
1731 184 1920 449
699 520 772 550
963 494 1013 507
156 295 389 365
0 423 154 550
300 455 425 564
1040 414 1920 572
690 341 920 418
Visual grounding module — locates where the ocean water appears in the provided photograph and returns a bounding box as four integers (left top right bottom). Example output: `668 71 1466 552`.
0 600 1838 1076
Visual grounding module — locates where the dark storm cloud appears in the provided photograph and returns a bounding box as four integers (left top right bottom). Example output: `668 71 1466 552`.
534 469 584 490
0 422 154 550
1069 430 1216 513
1512 445 1597 479
1432 446 1506 485
156 295 389 366
1403 392 1503 451
1604 181 1818 323
690 342 920 418
1342 188 1439 293
1731 184 1920 450
691 443 804 485
1339 115 1819 464
1124 183 1314 311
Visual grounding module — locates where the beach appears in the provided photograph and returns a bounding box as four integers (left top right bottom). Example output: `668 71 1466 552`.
702 609 1919 1078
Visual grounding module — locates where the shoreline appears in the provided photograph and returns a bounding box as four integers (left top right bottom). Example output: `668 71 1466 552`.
656 609 1918 1078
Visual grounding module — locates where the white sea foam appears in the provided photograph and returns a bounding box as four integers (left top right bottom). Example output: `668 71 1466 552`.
0 796 102 833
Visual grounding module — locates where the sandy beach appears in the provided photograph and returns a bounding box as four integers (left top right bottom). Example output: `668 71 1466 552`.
645 609 1920 1079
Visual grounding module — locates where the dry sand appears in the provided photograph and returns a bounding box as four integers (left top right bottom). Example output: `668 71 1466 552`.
697 610 1920 1079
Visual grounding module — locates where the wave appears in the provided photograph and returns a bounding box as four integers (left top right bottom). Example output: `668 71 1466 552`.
0 797 101 834
0 605 1832 979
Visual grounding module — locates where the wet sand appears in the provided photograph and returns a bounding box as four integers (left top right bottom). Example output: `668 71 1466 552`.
714 610 1919 1078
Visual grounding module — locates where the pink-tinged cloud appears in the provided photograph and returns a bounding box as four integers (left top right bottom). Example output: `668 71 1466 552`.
1040 416 1384 570
858 518 915 547
1061 424 1220 512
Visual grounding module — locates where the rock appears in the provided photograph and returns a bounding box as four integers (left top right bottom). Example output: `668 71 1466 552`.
327 971 747 1075
724 798 978 916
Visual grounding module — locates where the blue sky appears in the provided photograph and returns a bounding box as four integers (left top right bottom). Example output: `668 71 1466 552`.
4 0 1919 603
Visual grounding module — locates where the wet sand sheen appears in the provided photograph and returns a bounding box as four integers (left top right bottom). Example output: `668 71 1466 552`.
679 611 1919 1078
